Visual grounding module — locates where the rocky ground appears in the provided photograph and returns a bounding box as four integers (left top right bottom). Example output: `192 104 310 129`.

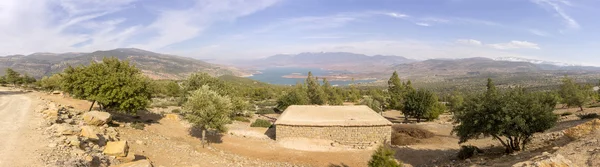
2 87 600 167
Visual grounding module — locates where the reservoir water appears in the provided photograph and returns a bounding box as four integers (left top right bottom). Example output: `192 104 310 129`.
248 67 375 86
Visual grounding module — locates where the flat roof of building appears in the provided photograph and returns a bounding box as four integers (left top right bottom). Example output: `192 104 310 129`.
275 105 393 126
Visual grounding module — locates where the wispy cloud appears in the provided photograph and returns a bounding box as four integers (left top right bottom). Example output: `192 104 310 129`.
531 0 580 30
529 29 550 37
135 0 279 50
255 14 357 33
384 12 409 18
415 22 431 27
301 35 345 39
488 41 541 50
455 39 483 46
456 39 540 50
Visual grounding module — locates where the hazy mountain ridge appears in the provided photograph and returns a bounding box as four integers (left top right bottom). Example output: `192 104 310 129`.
0 48 247 79
390 57 600 77
238 52 418 72
493 57 579 67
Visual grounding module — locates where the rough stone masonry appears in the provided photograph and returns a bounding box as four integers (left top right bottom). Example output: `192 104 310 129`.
275 105 392 149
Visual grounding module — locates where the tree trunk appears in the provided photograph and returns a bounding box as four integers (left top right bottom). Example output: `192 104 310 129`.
580 106 584 111
89 100 96 111
202 129 206 148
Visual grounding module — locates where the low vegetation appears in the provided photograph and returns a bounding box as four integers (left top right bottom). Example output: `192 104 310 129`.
250 119 272 128
577 113 600 119
457 145 483 160
368 145 402 167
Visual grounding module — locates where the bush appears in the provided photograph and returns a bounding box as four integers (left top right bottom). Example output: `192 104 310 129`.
172 109 181 114
577 113 600 119
131 122 145 130
560 112 573 116
457 145 483 160
368 145 402 167
233 116 251 123
256 108 275 114
250 119 272 128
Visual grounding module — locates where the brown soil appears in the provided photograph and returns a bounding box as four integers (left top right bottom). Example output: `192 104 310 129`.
391 124 435 146
26 92 600 167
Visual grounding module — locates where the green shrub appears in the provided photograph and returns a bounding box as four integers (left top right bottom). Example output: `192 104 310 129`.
577 113 600 119
131 122 145 130
560 112 573 116
233 116 251 122
172 109 181 114
368 145 402 167
250 119 272 128
457 145 483 160
256 108 275 114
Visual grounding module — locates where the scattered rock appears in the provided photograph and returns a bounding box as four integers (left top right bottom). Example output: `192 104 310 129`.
116 152 137 163
67 136 81 147
513 154 574 167
57 124 80 135
112 160 153 167
103 141 129 157
83 111 112 126
81 126 100 141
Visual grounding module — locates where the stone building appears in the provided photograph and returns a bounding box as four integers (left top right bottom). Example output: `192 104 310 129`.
275 105 392 149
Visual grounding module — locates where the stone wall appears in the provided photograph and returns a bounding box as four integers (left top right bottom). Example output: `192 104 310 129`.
276 124 391 149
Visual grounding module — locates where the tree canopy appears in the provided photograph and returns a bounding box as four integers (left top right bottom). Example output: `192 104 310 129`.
452 80 558 153
387 71 404 110
402 89 444 122
559 77 593 111
61 57 151 114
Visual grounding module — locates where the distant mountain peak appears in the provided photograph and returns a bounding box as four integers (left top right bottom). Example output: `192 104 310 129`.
493 57 578 67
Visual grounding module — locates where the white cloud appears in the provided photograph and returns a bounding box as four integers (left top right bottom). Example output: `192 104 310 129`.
531 0 580 30
385 12 409 18
415 22 430 27
455 39 483 46
488 41 541 50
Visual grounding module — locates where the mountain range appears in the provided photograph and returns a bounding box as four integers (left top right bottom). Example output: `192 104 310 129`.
0 48 247 79
231 52 418 72
2 49 598 82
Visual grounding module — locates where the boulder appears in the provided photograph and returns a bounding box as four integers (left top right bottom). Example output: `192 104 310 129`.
112 160 152 167
83 111 112 126
81 126 100 141
57 124 80 135
43 109 59 121
103 141 129 157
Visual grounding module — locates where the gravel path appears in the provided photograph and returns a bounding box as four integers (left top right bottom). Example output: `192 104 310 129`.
0 88 46 167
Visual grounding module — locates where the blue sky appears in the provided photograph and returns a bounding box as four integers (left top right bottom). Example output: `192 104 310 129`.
1 0 599 65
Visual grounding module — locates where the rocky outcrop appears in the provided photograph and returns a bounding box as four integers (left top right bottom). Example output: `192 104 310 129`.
564 119 600 140
83 111 112 126
513 153 575 167
36 100 150 167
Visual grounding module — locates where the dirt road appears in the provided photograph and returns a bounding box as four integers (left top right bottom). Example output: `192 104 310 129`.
0 89 45 167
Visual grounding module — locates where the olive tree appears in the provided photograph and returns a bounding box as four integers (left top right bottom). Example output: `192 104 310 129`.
183 85 232 145
453 85 558 153
402 89 443 122
61 57 151 113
